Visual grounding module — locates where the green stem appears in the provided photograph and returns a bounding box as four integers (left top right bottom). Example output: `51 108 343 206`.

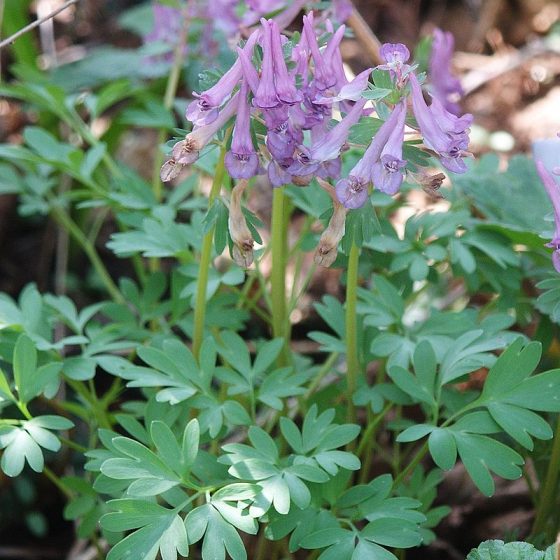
192 145 227 359
271 187 288 364
345 241 360 423
43 466 72 499
392 442 429 488
531 414 560 540
303 353 339 403
357 403 392 458
49 201 124 304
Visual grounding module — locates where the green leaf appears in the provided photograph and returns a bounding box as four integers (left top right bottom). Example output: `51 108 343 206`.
0 368 15 402
181 418 200 476
482 339 541 397
453 432 523 496
487 403 552 450
428 429 457 471
150 421 182 474
362 518 423 548
248 427 278 461
1 428 43 476
13 333 37 403
103 500 188 560
387 365 436 407
186 504 249 560
396 424 435 443
412 341 437 395
466 540 557 560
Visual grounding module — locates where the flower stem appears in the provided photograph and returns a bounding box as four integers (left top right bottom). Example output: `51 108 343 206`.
357 403 392 458
531 414 560 540
393 442 429 488
345 241 360 423
192 145 227 360
49 200 124 304
271 187 289 364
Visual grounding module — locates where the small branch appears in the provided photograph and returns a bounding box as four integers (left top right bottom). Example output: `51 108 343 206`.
346 4 383 65
0 0 79 51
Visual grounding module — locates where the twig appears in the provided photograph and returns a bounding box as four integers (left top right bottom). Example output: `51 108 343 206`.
0 0 79 51
459 39 555 95
346 4 383 65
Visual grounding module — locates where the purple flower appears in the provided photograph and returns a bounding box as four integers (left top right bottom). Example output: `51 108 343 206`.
335 101 406 208
371 102 407 194
146 4 182 44
253 20 279 109
237 46 260 95
287 99 365 178
186 31 259 126
310 98 367 162
172 92 239 166
378 43 411 83
266 119 301 160
332 0 353 22
225 81 260 179
536 161 560 272
429 29 463 116
314 68 372 105
303 13 345 92
270 20 302 105
267 0 308 32
268 158 293 187
409 73 471 173
533 139 560 271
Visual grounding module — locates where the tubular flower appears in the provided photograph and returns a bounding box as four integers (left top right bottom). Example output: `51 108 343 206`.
335 101 406 208
186 31 260 126
409 72 471 173
429 28 463 115
309 98 367 163
270 20 302 105
254 20 279 109
371 101 407 195
225 81 260 179
533 139 560 272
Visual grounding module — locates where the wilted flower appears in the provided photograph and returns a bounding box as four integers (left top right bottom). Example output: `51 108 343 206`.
315 199 347 266
429 28 463 115
228 180 254 267
160 158 182 182
173 93 239 166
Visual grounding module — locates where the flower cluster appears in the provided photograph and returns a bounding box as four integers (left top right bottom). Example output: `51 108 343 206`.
160 15 471 265
145 0 352 64
533 138 560 272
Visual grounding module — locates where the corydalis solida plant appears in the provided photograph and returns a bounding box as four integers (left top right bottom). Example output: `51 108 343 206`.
534 138 560 272
161 15 473 266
